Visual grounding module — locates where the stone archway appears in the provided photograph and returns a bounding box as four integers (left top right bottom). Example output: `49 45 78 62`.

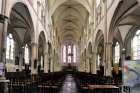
38 31 47 73
94 30 104 75
111 29 123 68
107 0 139 76
5 2 35 72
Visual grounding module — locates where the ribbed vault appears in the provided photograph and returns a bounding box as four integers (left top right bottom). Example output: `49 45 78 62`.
49 0 92 44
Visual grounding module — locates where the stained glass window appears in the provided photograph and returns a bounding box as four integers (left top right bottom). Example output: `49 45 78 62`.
132 30 140 60
24 44 29 64
114 42 120 63
63 45 66 63
73 45 76 63
6 34 15 60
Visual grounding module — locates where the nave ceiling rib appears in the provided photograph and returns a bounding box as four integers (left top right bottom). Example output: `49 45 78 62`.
51 0 90 44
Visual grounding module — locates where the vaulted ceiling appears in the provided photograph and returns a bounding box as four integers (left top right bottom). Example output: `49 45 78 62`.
47 0 93 44
8 3 33 45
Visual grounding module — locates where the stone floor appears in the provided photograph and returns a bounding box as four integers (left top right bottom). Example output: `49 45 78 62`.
59 74 79 93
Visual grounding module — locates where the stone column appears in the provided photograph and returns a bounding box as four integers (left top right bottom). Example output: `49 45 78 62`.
48 54 51 72
89 57 92 73
84 55 86 72
78 54 83 72
103 0 110 76
92 52 97 74
54 52 59 72
82 54 85 72
51 51 54 72
105 42 112 76
54 51 55 72
53 53 56 72
121 48 126 93
44 49 48 73
0 15 8 79
88 53 92 73
31 42 38 74
0 21 3 64
86 57 89 72
50 53 53 72
19 48 24 71
0 1 9 92
121 48 126 67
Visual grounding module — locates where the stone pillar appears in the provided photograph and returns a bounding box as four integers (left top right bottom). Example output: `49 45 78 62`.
121 48 126 67
53 52 60 72
31 42 38 74
48 55 51 73
0 21 3 64
88 53 92 73
54 52 59 72
82 54 85 72
86 58 90 73
53 53 56 72
0 0 9 92
53 51 56 72
44 49 48 73
78 54 83 72
121 48 126 93
86 57 89 72
0 17 9 93
51 51 54 72
103 0 110 76
105 42 112 76
50 51 54 72
19 48 24 71
89 57 92 73
84 55 86 72
0 15 8 79
92 52 97 74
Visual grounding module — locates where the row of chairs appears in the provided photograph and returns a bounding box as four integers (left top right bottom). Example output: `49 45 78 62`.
38 72 65 93
6 71 66 93
73 72 122 93
6 71 32 93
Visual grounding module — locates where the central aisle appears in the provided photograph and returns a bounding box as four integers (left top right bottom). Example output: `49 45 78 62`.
59 74 79 93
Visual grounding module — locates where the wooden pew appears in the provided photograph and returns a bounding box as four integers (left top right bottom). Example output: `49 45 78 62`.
37 71 65 93
73 72 121 93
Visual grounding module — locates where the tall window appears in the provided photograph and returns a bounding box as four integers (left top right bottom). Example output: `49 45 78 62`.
132 30 140 60
97 54 101 67
68 45 72 63
114 42 120 63
73 45 76 63
63 45 66 63
24 44 29 64
62 44 77 63
41 56 43 68
6 34 15 60
68 45 71 54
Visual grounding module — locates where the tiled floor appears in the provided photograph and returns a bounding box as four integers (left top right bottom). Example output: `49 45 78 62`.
60 74 79 93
